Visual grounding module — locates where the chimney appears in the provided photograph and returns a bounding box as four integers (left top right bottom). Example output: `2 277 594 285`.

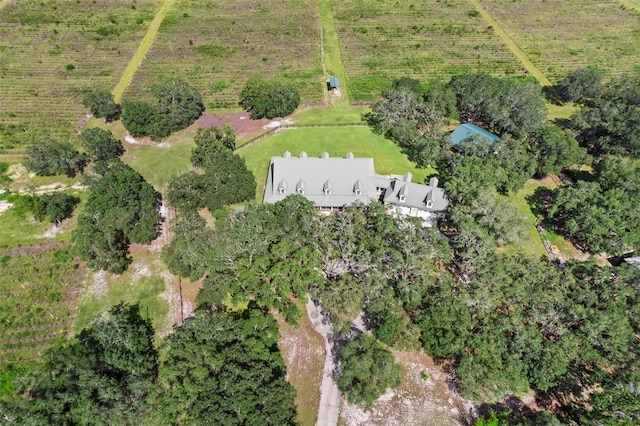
403 172 412 183
429 177 439 187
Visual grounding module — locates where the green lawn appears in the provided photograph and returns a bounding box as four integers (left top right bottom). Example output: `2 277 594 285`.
0 190 87 247
500 178 582 259
74 250 171 339
293 106 369 125
121 132 195 195
238 126 435 202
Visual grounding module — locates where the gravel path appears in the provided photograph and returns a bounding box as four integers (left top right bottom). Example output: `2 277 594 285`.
306 297 341 426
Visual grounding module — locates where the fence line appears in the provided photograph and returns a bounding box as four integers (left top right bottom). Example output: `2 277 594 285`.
236 122 368 151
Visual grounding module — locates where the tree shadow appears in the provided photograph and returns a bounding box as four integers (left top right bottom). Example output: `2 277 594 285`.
526 186 555 221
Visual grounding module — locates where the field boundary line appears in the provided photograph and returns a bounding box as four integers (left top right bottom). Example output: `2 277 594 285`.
467 0 552 86
317 0 350 106
236 123 367 151
112 0 176 102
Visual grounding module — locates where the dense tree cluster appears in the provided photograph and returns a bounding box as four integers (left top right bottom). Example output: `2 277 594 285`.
336 333 401 407
1 304 298 425
82 90 120 122
79 127 124 162
167 126 255 213
7 191 80 225
550 67 602 104
569 75 640 157
73 160 161 273
23 138 87 177
239 76 300 119
122 78 204 140
545 156 640 255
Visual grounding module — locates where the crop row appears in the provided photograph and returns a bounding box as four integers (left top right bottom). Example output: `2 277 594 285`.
126 0 323 110
0 241 86 363
332 0 525 101
0 0 162 150
477 0 640 82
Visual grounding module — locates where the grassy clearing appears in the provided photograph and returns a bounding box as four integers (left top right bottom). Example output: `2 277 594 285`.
125 0 323 109
275 301 325 426
0 0 162 151
121 130 195 195
74 250 171 339
477 0 640 82
0 243 87 364
0 189 88 247
318 0 350 106
331 0 525 101
501 178 583 260
546 102 579 121
238 126 435 202
293 106 369 124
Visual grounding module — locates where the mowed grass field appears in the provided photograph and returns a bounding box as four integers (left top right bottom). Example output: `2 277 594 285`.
125 0 324 108
238 126 436 202
477 0 640 82
331 0 526 101
0 0 162 151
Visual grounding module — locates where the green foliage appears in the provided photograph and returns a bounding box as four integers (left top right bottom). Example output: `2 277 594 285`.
571 75 640 158
0 304 157 425
191 125 236 168
423 79 458 119
82 90 120 122
73 161 161 273
528 124 585 177
553 67 602 103
239 76 300 119
391 77 422 98
336 333 401 407
80 127 124 162
0 162 11 185
6 191 80 224
122 78 204 140
546 157 640 255
150 306 298 425
23 139 87 177
167 125 255 213
474 410 510 426
448 73 547 137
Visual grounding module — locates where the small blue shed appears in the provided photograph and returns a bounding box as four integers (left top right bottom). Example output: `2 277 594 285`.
450 123 500 146
328 76 340 89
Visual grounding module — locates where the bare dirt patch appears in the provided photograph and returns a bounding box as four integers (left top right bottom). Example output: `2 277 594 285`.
196 112 273 141
339 351 473 426
275 302 326 426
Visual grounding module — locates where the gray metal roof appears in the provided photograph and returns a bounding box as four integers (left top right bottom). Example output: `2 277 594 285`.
263 152 449 213
264 152 377 207
382 175 448 212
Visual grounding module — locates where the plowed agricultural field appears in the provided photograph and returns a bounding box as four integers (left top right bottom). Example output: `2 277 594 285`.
331 0 525 101
477 0 640 82
0 242 87 363
0 0 162 151
125 0 324 109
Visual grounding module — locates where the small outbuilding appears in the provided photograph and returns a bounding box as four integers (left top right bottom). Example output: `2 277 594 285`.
450 123 500 147
327 76 340 94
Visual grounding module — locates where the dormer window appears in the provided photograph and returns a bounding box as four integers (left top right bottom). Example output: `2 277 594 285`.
353 180 362 196
355 189 361 196
277 179 287 195
399 194 406 203
426 199 433 208
323 179 333 196
296 179 305 195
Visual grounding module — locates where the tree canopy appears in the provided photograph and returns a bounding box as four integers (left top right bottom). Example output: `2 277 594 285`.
336 333 401 407
552 67 602 104
448 73 547 137
82 90 120 122
80 127 124 162
239 77 300 119
122 78 204 140
23 139 87 177
0 304 157 425
73 161 161 273
150 306 298 425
